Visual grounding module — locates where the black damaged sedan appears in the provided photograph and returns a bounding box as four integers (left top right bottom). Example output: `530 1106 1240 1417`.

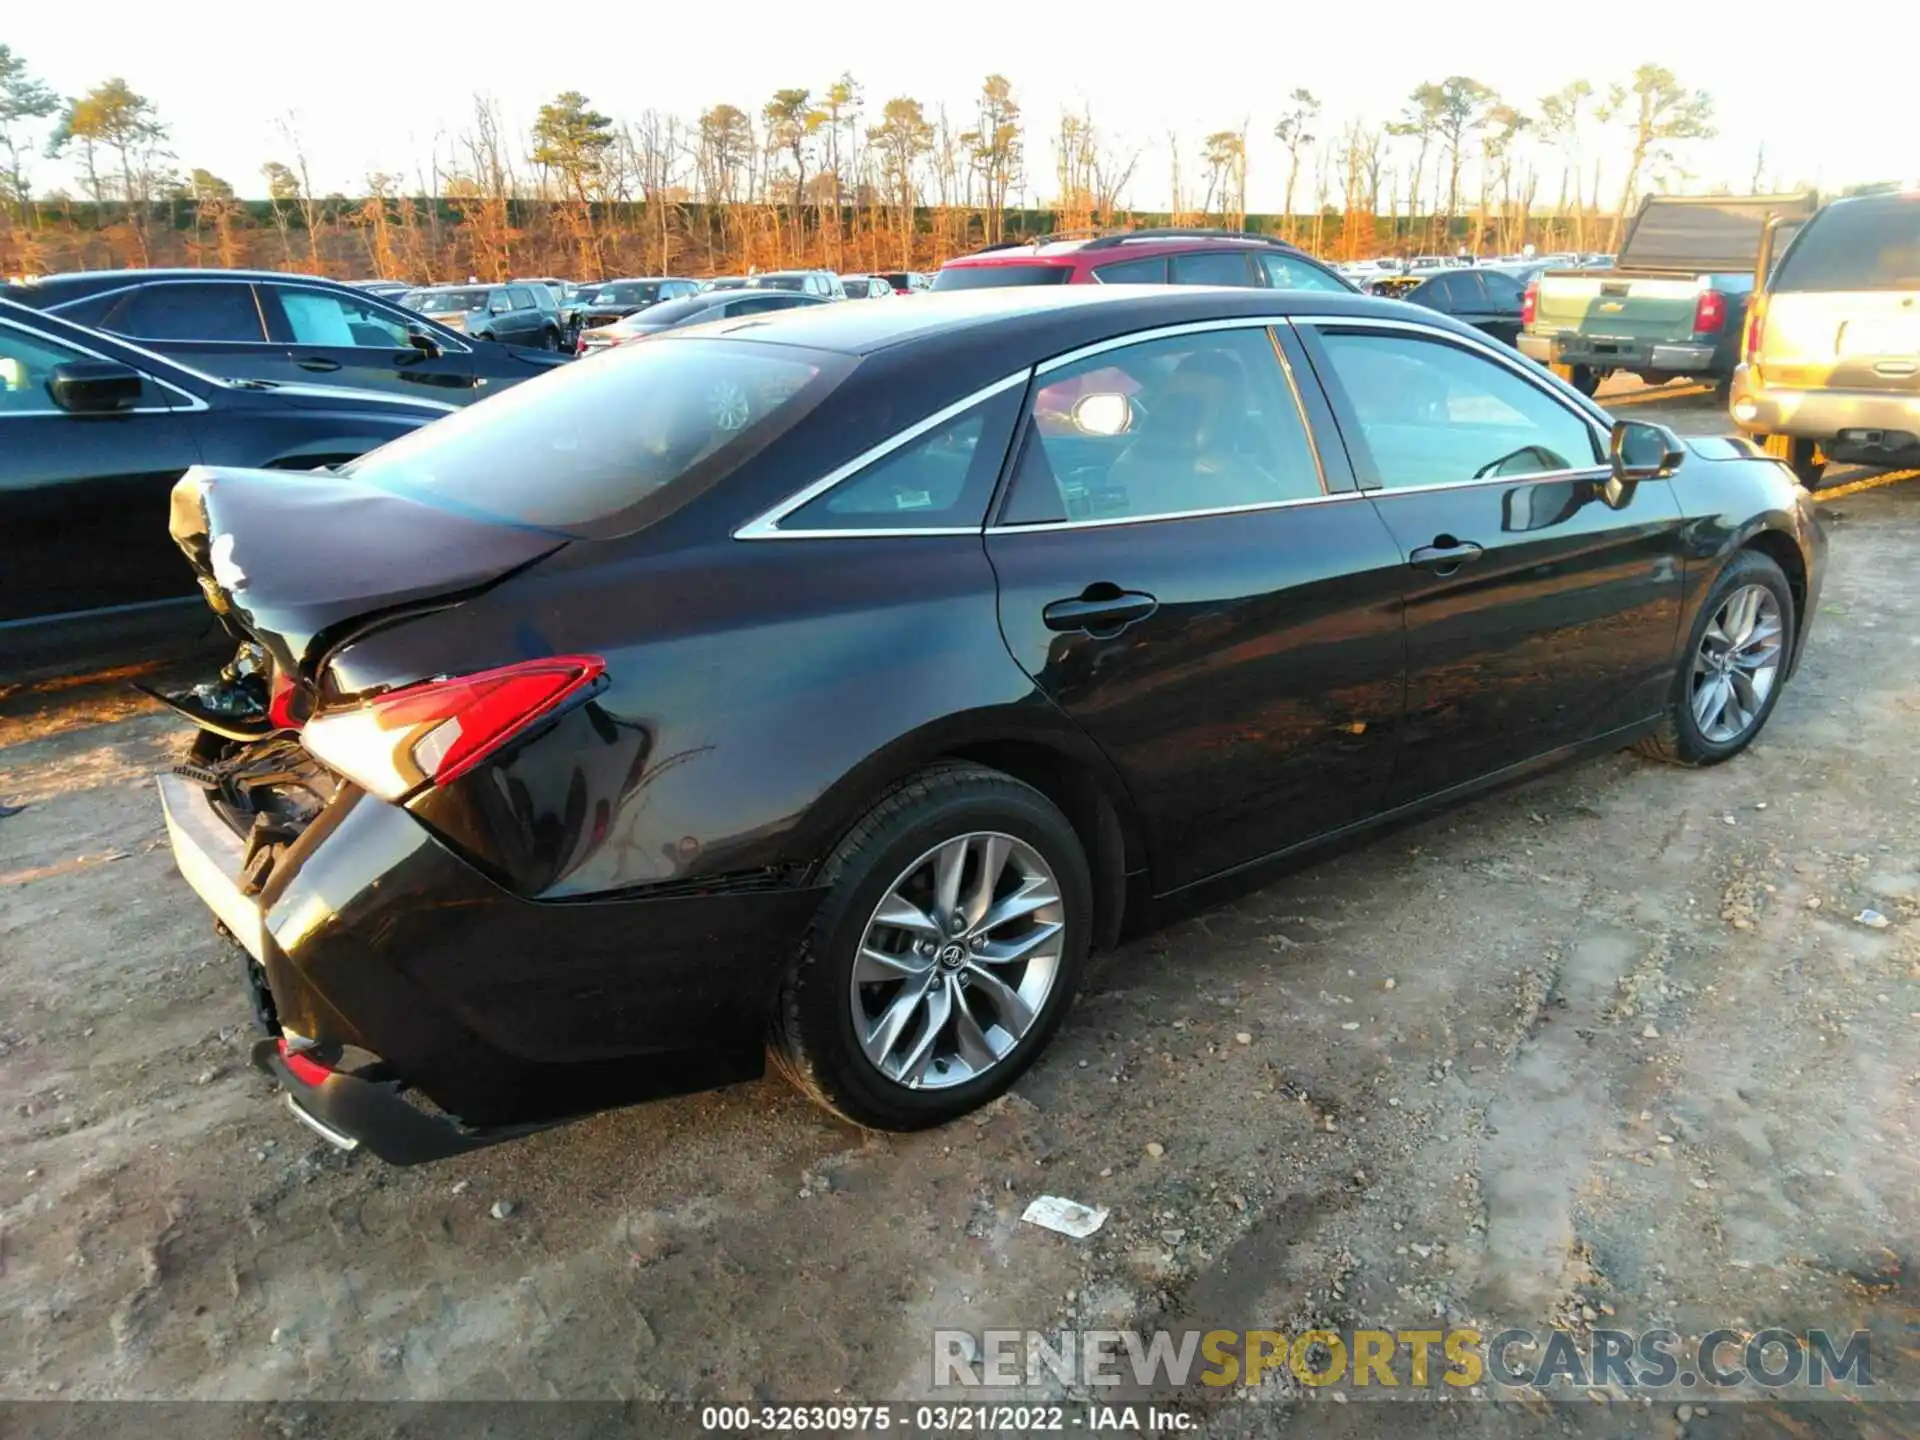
153 286 1824 1162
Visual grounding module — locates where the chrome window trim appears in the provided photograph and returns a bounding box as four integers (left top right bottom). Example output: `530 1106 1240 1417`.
47 276 475 356
733 371 1030 540
1034 314 1290 375
985 489 1367 536
0 316 209 416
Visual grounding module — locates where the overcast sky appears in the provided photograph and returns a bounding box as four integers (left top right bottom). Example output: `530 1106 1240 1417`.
8 0 1913 208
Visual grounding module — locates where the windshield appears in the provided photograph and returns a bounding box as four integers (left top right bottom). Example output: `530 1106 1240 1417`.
406 288 490 312
931 264 1072 291
751 275 808 292
594 282 667 307
1774 201 1920 292
338 337 854 537
878 273 910 287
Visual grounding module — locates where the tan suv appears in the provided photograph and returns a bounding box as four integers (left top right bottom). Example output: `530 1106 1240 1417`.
1731 192 1920 486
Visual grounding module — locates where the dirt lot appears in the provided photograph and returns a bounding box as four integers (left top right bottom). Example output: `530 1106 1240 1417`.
2 379 1915 1429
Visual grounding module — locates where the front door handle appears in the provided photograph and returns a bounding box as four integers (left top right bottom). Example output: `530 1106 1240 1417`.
296 357 342 373
1042 588 1159 638
1409 539 1485 576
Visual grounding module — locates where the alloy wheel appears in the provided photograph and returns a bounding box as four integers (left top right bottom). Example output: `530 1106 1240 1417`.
848 831 1066 1091
1692 583 1784 744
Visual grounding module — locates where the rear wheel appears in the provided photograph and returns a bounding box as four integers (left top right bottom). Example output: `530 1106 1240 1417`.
771 764 1092 1130
1636 549 1795 766
1760 433 1826 488
1553 362 1603 397
540 327 560 351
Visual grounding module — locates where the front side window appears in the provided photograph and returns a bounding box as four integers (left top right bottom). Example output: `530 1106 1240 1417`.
1000 326 1324 526
0 322 85 413
404 288 490 313
339 337 852 538
276 288 412 348
506 286 536 311
1169 251 1257 287
1313 330 1601 489
1260 253 1352 293
101 282 265 343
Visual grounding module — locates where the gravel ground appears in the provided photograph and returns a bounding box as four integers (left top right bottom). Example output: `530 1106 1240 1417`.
1 379 1914 1432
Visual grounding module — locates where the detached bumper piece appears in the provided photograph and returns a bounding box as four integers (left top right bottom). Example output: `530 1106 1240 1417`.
251 1036 555 1165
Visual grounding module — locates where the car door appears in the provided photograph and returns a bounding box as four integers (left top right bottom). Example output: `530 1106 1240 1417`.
0 315 205 672
987 321 1408 891
502 285 547 345
1296 319 1686 805
258 282 480 398
1475 271 1527 346
75 278 284 384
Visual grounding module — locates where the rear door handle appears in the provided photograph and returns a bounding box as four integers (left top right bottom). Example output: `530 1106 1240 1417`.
1042 589 1159 638
1409 539 1485 576
296 357 342 373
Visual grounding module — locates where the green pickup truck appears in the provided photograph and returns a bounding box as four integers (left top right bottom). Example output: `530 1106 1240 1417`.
1519 193 1818 396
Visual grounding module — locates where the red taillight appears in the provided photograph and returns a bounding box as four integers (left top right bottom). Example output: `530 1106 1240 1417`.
279 1037 333 1086
1745 303 1765 361
1521 283 1537 327
301 655 605 801
1693 289 1728 335
267 668 300 730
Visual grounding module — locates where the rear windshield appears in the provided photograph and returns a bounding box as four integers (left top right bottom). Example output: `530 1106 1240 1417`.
1773 201 1920 292
339 337 854 538
620 295 713 327
752 275 808 292
931 264 1072 291
595 282 667 306
406 288 489 312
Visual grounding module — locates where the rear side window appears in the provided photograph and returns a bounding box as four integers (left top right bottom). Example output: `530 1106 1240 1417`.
339 337 854 538
931 264 1072 291
1170 251 1257 287
1000 326 1324 525
778 388 1021 533
1773 202 1920 292
99 283 266 343
1094 257 1168 284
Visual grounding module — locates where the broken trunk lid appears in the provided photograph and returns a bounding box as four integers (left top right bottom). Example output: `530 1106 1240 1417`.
168 465 567 674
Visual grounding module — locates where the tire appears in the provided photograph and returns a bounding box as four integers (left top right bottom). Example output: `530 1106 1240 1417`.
1760 433 1826 488
771 763 1092 1130
1553 362 1603 397
1636 549 1796 767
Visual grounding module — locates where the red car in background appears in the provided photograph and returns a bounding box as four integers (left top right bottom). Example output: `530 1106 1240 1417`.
930 229 1358 295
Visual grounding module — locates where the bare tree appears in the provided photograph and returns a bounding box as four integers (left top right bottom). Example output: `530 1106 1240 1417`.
1274 89 1319 242
1604 64 1715 248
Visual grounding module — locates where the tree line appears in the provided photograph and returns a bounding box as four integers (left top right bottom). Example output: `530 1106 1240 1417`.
0 48 1883 283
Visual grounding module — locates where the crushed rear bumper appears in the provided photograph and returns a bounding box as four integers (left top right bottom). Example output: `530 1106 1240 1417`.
157 767 827 1163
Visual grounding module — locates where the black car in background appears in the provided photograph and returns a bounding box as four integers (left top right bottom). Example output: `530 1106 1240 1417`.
576 277 701 328
0 298 452 682
4 270 569 404
1395 267 1528 347
399 283 565 351
574 289 826 353
149 286 1822 1163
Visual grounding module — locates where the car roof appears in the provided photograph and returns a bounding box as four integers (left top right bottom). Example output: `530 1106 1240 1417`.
942 231 1312 269
5 268 367 300
598 276 692 285
672 282 1469 362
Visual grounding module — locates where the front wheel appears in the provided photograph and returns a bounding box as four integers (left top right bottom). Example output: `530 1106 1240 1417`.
771 764 1092 1130
1636 550 1796 766
1760 433 1826 489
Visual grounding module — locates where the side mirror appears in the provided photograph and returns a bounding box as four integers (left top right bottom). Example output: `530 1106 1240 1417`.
407 329 442 359
49 359 144 415
488 299 510 315
1610 419 1685 481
